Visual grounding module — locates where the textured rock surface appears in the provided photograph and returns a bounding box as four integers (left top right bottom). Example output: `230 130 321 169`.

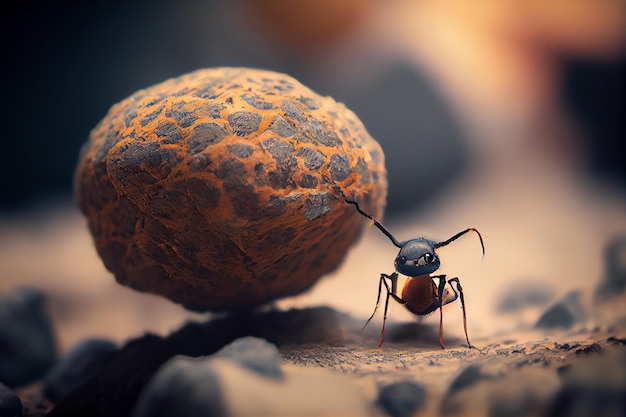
0 287 57 388
74 67 387 311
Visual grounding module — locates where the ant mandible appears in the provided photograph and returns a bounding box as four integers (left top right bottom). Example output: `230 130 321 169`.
346 199 484 349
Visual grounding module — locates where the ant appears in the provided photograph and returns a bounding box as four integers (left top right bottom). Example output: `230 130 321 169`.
346 199 484 349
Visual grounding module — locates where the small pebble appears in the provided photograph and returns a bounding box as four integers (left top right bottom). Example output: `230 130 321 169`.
0 287 57 387
212 337 282 379
0 383 23 417
535 304 575 329
440 364 491 416
376 380 426 417
445 364 487 397
607 336 626 345
132 355 226 417
44 338 117 403
534 291 586 329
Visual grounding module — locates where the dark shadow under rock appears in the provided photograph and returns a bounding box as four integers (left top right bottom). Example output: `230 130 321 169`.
47 306 350 417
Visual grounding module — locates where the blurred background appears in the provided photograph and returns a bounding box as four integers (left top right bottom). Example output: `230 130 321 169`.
1 0 625 352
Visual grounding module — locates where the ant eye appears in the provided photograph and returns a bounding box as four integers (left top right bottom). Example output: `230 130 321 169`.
399 256 407 264
416 253 434 266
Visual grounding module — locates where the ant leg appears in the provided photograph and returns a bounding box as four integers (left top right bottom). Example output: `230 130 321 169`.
377 274 406 348
360 272 406 348
361 273 385 333
448 277 472 348
378 278 393 348
361 273 400 333
388 271 400 295
435 275 447 349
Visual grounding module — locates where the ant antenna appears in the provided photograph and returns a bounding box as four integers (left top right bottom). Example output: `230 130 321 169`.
434 228 485 258
344 199 403 248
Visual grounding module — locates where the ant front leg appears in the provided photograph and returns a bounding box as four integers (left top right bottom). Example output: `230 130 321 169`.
433 275 448 349
361 273 387 333
448 277 472 349
433 275 473 349
379 273 407 348
361 272 406 348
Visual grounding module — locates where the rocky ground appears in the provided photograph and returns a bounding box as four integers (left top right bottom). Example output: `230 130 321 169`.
3 289 626 417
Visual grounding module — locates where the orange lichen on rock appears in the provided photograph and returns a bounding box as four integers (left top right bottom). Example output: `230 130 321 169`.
74 67 386 311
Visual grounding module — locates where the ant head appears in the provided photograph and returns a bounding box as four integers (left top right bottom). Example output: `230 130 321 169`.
344 199 485 276
394 238 440 276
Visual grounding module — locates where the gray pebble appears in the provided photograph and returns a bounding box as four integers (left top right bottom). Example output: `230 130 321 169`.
212 336 282 379
377 381 426 417
440 364 491 416
0 383 23 417
535 304 576 329
0 287 57 387
446 364 488 397
44 338 116 402
535 291 586 329
132 355 226 417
